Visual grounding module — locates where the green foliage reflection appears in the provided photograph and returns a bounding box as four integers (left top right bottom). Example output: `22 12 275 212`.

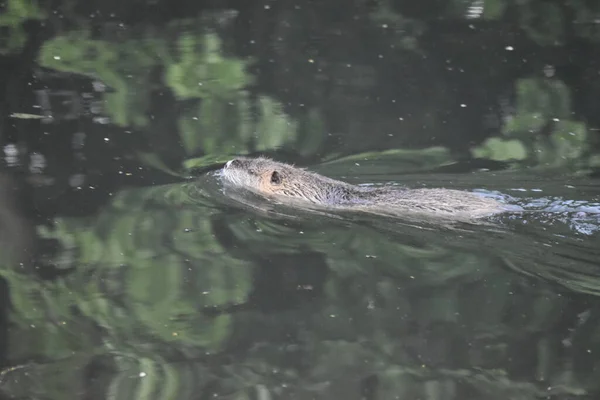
16 184 255 355
165 33 250 100
39 30 160 127
38 20 301 161
0 0 45 54
472 77 592 170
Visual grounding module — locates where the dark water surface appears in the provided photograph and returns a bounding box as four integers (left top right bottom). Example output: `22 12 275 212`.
1 1 600 399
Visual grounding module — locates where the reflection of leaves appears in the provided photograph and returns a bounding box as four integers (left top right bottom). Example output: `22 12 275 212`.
39 31 159 127
38 19 303 165
480 76 592 170
0 270 99 365
550 121 587 161
471 137 528 161
510 78 571 130
165 33 252 100
483 0 507 20
503 112 546 137
255 96 298 151
0 0 45 54
38 22 252 133
0 351 217 400
520 2 564 46
506 77 569 138
35 184 255 351
178 93 298 156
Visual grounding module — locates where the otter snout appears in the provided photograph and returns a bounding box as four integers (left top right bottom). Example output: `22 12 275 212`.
225 158 243 169
221 157 261 188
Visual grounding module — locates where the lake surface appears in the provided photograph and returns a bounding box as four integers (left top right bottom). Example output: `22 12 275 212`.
1 1 600 399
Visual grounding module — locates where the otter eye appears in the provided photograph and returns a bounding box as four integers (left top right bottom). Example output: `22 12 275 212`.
270 171 282 185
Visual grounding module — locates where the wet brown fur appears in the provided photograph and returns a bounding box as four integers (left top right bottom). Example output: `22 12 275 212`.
220 157 507 221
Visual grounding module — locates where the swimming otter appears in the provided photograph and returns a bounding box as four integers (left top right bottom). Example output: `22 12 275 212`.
220 157 508 221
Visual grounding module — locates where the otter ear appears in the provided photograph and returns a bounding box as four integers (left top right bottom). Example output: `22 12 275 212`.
270 170 282 185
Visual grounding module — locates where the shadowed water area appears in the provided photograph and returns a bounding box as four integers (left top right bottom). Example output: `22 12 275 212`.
1 1 600 399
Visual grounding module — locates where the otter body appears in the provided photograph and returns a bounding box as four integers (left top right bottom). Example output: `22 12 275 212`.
220 157 508 221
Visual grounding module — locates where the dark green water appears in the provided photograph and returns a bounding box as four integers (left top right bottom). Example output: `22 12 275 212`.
1 1 600 399
3 160 599 400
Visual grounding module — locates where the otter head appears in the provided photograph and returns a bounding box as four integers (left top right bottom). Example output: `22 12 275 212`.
220 157 330 204
221 157 294 196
